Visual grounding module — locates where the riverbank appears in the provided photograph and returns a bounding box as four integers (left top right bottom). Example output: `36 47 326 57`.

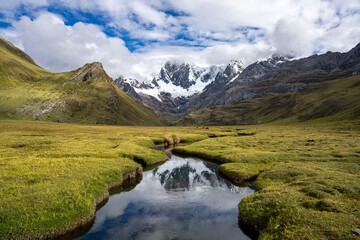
173 122 360 239
46 166 143 240
1 119 359 239
78 153 254 240
0 120 235 239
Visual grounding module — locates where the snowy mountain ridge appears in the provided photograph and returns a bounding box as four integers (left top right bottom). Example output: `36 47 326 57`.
114 55 291 116
117 61 228 100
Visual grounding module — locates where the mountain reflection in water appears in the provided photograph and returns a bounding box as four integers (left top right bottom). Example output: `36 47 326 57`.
77 154 254 240
155 157 237 192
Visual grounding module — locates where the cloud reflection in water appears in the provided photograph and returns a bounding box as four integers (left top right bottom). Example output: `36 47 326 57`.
78 155 254 240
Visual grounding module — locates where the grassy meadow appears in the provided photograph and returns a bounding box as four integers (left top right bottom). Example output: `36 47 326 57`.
0 119 235 239
174 121 360 239
0 118 359 239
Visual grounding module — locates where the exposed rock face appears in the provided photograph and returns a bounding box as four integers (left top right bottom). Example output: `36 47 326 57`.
238 54 288 80
114 56 290 113
70 62 107 83
114 61 225 114
116 42 360 118
114 77 142 102
158 61 219 89
223 59 243 80
188 43 360 110
186 55 289 110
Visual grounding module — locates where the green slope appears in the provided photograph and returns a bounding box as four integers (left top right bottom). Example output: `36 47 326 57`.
178 75 360 125
0 38 164 125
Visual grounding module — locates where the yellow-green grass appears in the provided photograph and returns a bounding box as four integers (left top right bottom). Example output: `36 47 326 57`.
239 161 360 240
0 119 236 239
0 37 163 126
174 123 360 164
177 75 360 126
219 163 273 185
174 122 360 239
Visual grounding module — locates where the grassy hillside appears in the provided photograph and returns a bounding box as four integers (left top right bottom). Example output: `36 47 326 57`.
0 38 163 125
178 75 360 125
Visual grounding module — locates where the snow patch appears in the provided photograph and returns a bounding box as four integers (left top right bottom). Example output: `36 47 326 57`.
228 74 240 84
135 87 162 102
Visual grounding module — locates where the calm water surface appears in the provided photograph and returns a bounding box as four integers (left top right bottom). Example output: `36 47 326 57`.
77 154 254 240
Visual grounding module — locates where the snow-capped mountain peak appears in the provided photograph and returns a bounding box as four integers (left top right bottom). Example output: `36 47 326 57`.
223 59 243 81
156 61 222 90
114 59 240 111
122 77 141 88
228 59 243 73
127 61 224 99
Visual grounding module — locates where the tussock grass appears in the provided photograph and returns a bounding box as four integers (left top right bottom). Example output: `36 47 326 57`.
239 161 360 240
1 118 358 239
174 122 360 239
163 133 180 147
219 163 273 185
0 119 235 239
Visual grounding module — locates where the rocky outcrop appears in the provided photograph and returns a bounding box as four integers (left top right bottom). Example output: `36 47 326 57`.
0 38 163 125
70 62 106 83
114 76 143 102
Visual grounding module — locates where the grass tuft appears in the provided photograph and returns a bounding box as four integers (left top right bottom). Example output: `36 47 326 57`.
173 123 360 239
0 120 237 239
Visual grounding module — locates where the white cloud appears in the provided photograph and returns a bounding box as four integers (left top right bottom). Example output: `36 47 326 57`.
0 13 136 78
0 0 360 82
316 11 360 52
0 0 47 12
273 17 322 56
0 12 276 82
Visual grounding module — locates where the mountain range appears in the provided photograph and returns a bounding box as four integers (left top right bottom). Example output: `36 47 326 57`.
0 37 359 126
116 43 360 124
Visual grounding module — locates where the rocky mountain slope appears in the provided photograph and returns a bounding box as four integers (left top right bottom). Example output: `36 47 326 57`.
201 43 360 109
2 35 358 126
115 60 241 115
115 56 297 115
177 75 360 125
117 42 360 125
178 43 360 125
190 55 291 109
0 38 163 125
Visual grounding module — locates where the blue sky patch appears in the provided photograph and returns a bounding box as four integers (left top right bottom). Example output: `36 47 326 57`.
0 2 262 53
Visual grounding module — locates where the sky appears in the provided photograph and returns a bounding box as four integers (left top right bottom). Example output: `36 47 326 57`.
0 0 360 82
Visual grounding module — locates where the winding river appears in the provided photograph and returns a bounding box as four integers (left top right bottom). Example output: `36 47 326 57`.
76 153 254 240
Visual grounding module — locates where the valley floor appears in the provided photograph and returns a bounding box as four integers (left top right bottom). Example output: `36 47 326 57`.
0 119 359 239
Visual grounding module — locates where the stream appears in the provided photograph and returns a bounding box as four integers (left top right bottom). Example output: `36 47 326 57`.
76 152 255 240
